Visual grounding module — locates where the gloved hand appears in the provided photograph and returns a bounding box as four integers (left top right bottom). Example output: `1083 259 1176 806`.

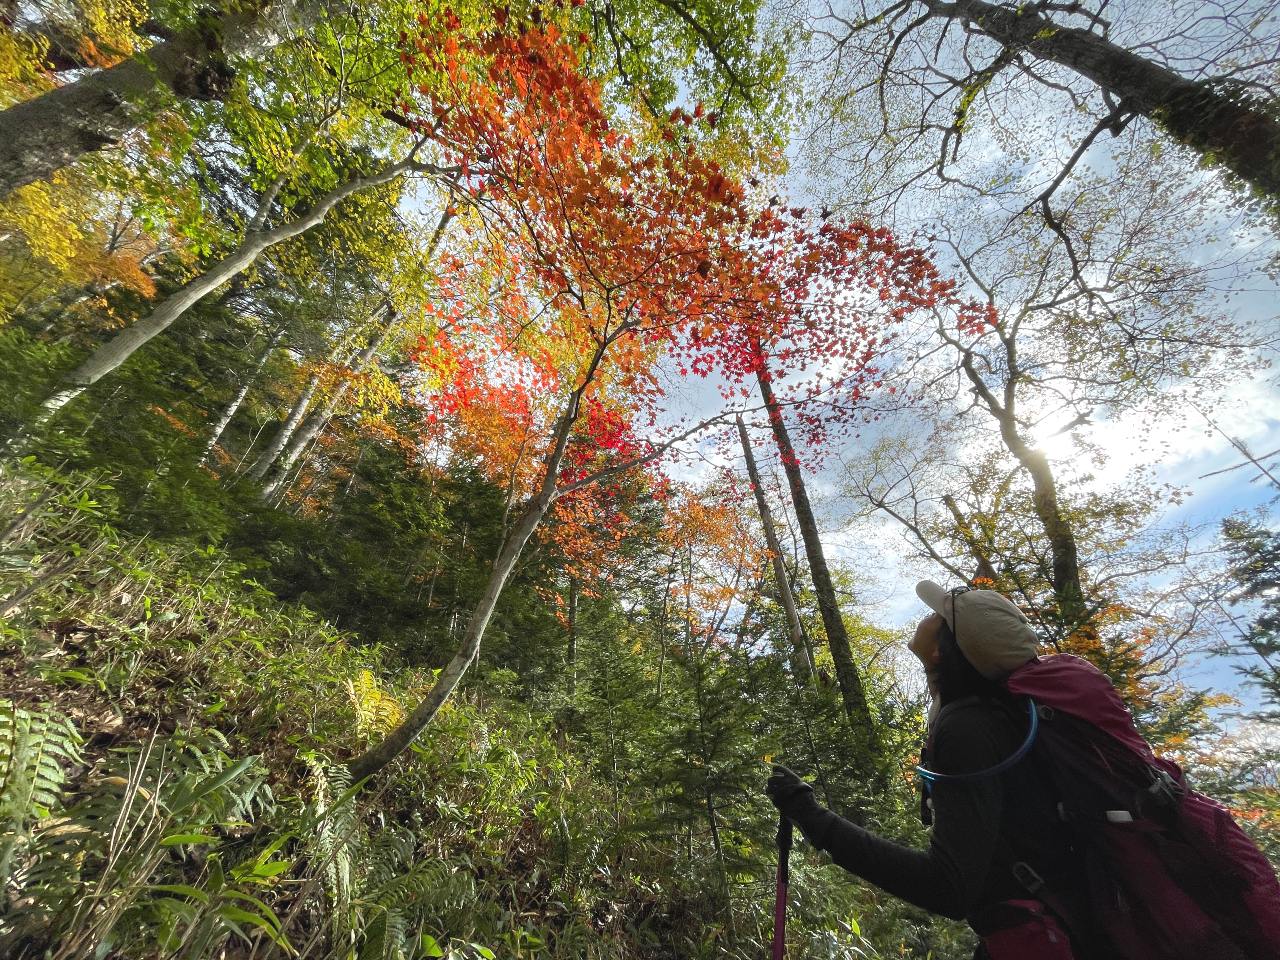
766 765 829 847
766 764 814 810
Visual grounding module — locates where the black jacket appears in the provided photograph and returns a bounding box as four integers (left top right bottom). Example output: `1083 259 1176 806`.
784 695 1105 950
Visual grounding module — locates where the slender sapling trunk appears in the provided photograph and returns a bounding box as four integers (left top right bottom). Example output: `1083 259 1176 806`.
198 328 284 467
737 415 813 682
756 367 877 751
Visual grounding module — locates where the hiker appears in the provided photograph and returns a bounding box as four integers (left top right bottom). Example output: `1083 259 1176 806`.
766 580 1280 960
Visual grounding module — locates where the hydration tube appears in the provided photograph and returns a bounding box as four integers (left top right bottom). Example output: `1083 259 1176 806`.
916 698 1039 784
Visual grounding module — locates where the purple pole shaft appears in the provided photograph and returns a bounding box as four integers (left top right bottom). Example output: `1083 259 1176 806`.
772 817 792 960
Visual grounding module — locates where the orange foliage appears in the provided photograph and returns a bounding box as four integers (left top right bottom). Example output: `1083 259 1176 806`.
394 17 992 595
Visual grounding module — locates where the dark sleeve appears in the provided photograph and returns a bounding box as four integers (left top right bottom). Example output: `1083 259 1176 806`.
783 704 1016 920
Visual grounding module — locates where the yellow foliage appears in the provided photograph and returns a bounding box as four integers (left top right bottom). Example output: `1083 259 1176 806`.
346 669 405 737
0 26 53 107
0 0 148 110
4 180 82 272
0 169 163 324
78 0 148 63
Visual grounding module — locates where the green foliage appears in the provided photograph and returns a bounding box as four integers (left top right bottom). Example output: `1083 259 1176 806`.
0 457 984 958
1222 517 1280 716
0 700 83 890
573 0 792 145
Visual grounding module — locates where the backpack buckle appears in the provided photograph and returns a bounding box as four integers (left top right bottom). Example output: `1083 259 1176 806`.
1143 767 1185 808
1012 861 1046 894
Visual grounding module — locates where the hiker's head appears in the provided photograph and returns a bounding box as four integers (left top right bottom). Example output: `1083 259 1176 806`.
913 581 1039 682
908 612 944 672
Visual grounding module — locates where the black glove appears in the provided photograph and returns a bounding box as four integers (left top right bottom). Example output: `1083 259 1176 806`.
766 764 814 809
767 766 833 847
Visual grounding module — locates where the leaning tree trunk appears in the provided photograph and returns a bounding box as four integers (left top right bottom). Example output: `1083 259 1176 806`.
756 367 877 751
258 209 453 499
347 487 555 781
246 371 324 481
248 312 381 482
258 314 397 499
737 414 813 682
930 0 1280 205
198 328 284 467
247 304 391 482
33 154 424 425
959 352 1084 629
346 335 611 782
0 1 337 199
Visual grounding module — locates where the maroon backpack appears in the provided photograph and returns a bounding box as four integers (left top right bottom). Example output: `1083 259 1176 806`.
990 654 1280 960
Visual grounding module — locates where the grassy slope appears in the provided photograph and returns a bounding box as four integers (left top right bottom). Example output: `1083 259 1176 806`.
0 460 979 960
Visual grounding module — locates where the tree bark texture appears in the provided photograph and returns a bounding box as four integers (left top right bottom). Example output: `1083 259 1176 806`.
755 369 877 749
198 329 284 467
0 1 339 199
737 415 813 682
36 155 422 424
928 0 1280 204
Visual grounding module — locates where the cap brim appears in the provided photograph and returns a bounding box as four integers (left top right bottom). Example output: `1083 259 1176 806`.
915 580 950 625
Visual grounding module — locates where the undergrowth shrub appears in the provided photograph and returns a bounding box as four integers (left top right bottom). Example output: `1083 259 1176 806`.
0 459 978 959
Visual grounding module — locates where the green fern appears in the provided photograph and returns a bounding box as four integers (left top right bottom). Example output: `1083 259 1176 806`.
0 727 277 960
349 843 478 960
0 700 81 822
0 699 81 887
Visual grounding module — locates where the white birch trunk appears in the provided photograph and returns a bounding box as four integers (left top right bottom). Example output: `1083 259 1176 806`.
245 370 329 480
198 329 284 467
258 206 453 500
35 154 425 426
258 316 396 499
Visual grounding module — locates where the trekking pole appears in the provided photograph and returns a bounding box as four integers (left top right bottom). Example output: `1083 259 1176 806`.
772 814 793 960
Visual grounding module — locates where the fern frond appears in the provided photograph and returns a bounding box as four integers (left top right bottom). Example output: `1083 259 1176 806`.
0 699 82 826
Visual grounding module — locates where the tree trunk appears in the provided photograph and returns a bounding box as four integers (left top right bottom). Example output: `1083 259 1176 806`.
958 352 1084 625
346 486 554 781
929 0 1280 205
755 367 877 750
257 311 396 497
246 373 322 481
0 1 336 199
737 415 813 682
567 575 578 699
198 329 284 467
34 154 425 425
258 206 453 499
346 339 609 782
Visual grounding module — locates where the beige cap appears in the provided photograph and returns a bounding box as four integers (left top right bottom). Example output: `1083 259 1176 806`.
915 580 1040 680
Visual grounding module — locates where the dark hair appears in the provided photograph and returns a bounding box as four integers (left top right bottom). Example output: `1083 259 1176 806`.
931 618 1004 705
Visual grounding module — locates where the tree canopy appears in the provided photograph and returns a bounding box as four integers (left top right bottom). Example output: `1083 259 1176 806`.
0 0 1275 957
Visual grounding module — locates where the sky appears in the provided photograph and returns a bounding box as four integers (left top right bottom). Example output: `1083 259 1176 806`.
804 316 1280 716
745 2 1280 717
659 251 1278 709
635 0 1280 719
